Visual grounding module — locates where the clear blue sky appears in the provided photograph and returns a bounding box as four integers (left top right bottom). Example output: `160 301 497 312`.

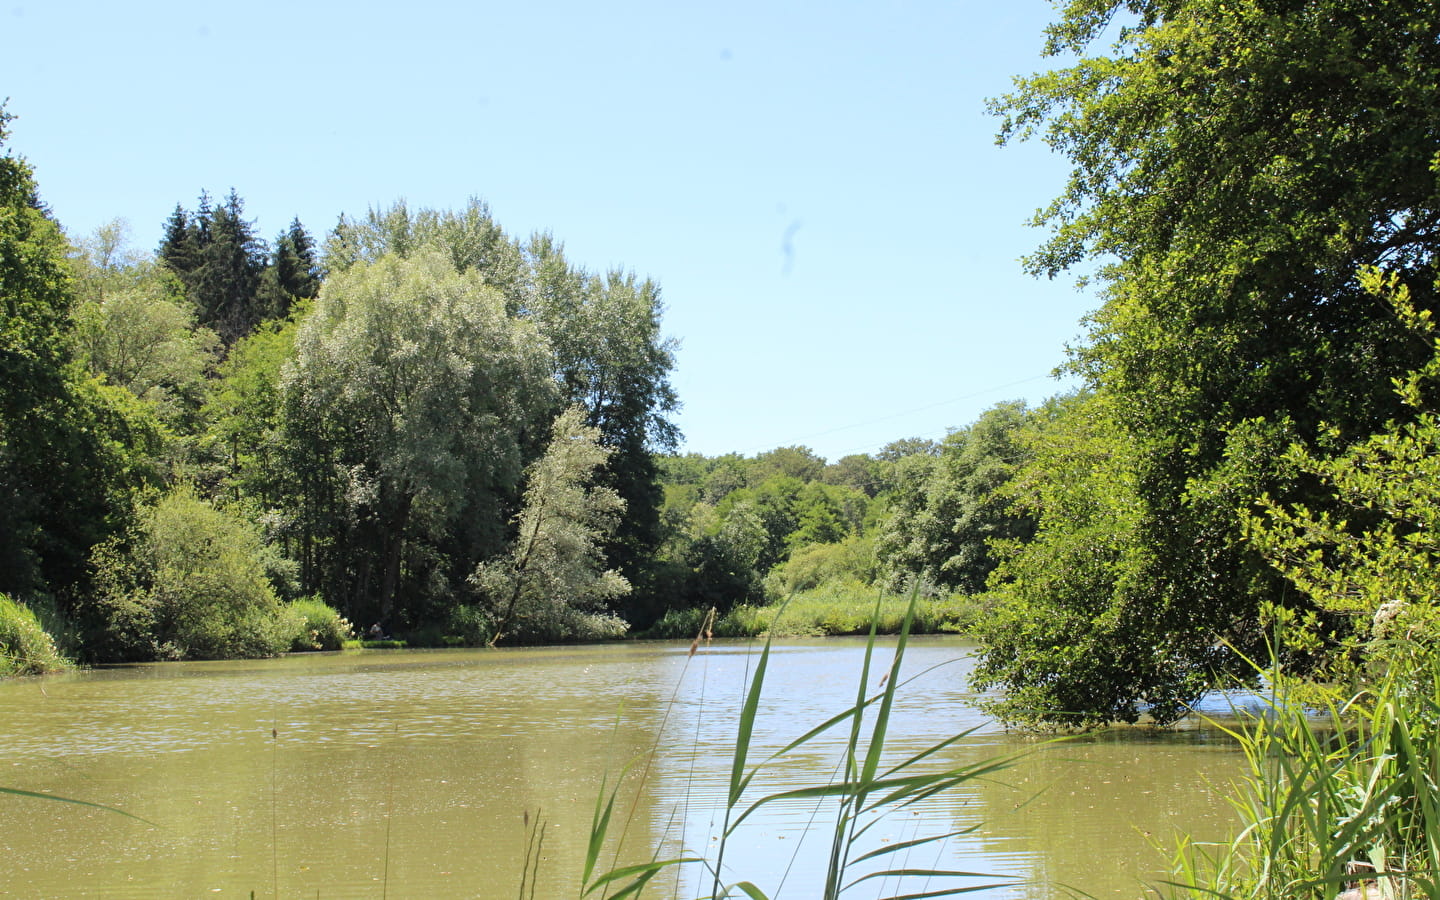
3 0 1090 462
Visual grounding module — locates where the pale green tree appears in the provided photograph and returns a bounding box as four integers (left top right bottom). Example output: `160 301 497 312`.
525 235 679 600
323 198 527 309
322 202 678 619
282 251 555 623
472 406 630 645
87 486 288 661
67 218 155 303
73 285 219 425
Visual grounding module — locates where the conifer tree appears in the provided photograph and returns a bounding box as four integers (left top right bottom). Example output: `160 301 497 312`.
277 218 320 300
157 204 199 277
257 218 321 320
158 189 270 344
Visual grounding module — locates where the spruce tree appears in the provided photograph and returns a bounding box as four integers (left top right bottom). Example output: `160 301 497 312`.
279 218 320 300
158 190 270 344
157 204 200 278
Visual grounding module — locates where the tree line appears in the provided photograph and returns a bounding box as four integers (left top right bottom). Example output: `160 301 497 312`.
0 113 683 662
6 0 1440 732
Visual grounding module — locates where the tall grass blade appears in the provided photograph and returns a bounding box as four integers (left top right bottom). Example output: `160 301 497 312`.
0 786 158 827
582 770 618 892
724 881 770 899
847 828 981 867
585 857 704 897
589 585 1033 899
726 633 773 808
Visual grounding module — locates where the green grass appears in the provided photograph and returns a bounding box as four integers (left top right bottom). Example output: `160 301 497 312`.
1160 646 1440 900
643 584 982 640
0 593 70 676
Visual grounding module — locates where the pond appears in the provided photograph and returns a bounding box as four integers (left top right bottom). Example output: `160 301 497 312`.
0 638 1245 898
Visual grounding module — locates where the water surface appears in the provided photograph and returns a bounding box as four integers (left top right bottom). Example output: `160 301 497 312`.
0 638 1243 898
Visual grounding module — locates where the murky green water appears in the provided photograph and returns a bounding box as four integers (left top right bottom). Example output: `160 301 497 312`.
0 638 1243 898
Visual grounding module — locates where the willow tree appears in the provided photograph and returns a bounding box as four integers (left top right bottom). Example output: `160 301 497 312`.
525 234 679 615
980 0 1440 724
472 406 630 645
281 250 555 624
321 200 679 620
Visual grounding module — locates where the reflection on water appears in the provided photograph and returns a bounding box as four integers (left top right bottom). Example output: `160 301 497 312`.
0 638 1242 898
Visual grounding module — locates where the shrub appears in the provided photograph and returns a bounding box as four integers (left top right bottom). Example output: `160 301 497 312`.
88 486 291 660
284 597 353 651
446 603 493 647
763 534 875 597
641 606 712 639
0 594 69 676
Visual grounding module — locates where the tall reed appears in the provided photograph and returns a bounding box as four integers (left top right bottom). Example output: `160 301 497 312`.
1162 647 1440 900
580 587 1034 899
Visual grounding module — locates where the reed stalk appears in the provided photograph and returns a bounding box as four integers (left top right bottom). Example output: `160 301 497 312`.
1161 646 1440 900
580 585 1034 899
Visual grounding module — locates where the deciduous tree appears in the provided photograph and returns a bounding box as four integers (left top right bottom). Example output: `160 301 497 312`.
281 250 554 624
980 0 1440 723
472 406 630 645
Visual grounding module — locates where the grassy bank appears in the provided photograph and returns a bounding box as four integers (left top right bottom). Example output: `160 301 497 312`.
0 594 71 676
642 582 983 639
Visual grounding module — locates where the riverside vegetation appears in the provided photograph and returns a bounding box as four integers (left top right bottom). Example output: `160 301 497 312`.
4 0 1440 895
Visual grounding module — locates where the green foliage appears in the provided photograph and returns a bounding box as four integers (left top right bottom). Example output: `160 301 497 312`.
283 597 353 652
982 0 1440 723
0 593 69 676
877 401 1034 593
652 446 889 620
282 250 555 624
1246 270 1440 674
524 234 679 598
327 202 679 619
72 281 219 426
323 198 526 298
444 603 494 647
748 445 826 483
764 533 876 596
87 486 289 660
641 586 975 639
67 218 158 304
972 391 1202 728
472 406 631 645
203 307 304 505
821 453 883 498
0 109 161 602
